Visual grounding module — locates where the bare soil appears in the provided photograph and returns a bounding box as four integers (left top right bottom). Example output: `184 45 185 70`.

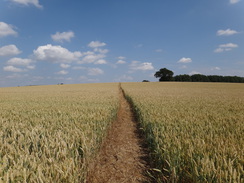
86 88 150 183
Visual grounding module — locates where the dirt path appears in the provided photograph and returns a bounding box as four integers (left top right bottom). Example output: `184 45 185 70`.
87 87 150 183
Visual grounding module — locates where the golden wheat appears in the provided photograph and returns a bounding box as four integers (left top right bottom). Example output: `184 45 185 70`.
122 82 244 183
0 83 119 182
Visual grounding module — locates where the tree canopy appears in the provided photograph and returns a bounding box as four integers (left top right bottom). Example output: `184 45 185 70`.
174 74 244 83
153 68 244 83
154 68 174 81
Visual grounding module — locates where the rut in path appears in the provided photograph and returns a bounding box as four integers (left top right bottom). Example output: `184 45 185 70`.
87 87 150 183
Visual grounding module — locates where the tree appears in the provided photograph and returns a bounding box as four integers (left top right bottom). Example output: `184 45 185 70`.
154 68 174 81
174 74 191 82
191 74 210 82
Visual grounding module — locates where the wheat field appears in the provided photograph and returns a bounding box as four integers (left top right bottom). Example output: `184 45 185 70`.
0 82 243 183
0 83 119 182
122 82 244 183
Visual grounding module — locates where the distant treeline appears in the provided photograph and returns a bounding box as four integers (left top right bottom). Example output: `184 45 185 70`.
174 74 244 83
153 68 244 83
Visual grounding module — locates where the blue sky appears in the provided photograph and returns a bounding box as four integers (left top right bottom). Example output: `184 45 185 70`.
0 0 243 87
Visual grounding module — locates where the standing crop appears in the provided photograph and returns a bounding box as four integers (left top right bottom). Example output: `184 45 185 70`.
122 82 244 183
0 83 119 182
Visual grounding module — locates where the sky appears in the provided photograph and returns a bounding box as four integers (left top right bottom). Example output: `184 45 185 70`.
0 0 244 87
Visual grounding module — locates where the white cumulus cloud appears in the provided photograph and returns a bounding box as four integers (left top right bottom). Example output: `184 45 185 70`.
7 57 33 66
81 54 105 64
214 48 224 53
60 63 70 69
88 68 104 75
33 44 82 63
78 51 106 64
217 29 238 36
178 57 192 63
116 56 126 64
93 48 109 54
94 59 107 64
214 43 238 53
56 70 68 75
3 65 25 72
0 45 21 56
51 31 75 43
0 22 17 37
88 41 106 48
230 0 240 4
220 43 238 48
116 60 126 64
10 0 43 8
130 61 154 71
76 41 109 64
5 57 35 72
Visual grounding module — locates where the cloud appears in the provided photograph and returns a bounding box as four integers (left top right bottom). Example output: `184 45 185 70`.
214 43 238 53
94 59 107 64
116 56 126 64
155 49 163 53
0 45 21 56
93 48 109 54
72 66 86 70
5 57 35 73
27 65 35 69
88 41 106 48
189 71 201 75
80 53 106 64
6 73 28 79
219 43 238 48
60 63 70 69
3 65 25 72
56 70 68 75
117 56 126 60
0 22 17 37
79 50 108 64
79 76 99 82
51 31 75 43
178 57 192 63
116 60 126 64
130 61 154 71
76 41 109 64
230 0 240 4
88 68 104 75
10 0 43 8
7 57 33 66
211 67 221 71
214 48 224 53
217 29 238 36
33 44 82 63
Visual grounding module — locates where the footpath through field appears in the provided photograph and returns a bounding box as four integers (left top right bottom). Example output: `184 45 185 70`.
87 87 150 183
